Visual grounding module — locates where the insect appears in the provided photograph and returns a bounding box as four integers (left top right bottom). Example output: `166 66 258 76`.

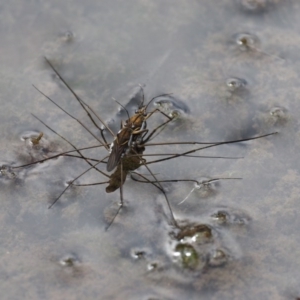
106 89 173 172
10 57 276 230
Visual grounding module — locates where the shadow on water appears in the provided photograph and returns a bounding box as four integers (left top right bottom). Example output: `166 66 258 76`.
0 0 300 299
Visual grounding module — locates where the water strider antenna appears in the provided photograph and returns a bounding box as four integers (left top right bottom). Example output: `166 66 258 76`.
112 97 130 120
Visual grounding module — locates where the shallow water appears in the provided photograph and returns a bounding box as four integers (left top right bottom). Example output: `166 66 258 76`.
1 0 300 299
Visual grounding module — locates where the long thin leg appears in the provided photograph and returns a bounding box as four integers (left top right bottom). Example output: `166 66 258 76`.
32 114 109 178
33 85 109 150
48 157 108 208
131 177 242 184
12 144 104 169
145 132 277 165
144 132 277 147
72 181 109 186
105 159 124 230
44 57 115 143
139 158 179 228
141 114 175 144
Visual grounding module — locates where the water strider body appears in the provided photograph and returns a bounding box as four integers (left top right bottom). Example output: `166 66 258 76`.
106 143 145 193
106 111 147 172
106 90 173 172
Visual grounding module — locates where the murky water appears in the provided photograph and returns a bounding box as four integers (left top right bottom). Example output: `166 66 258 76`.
1 0 300 299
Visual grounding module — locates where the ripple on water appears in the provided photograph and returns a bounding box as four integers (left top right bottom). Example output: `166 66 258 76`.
233 32 261 52
57 253 85 278
60 30 75 43
178 177 240 205
0 164 17 181
153 95 190 119
269 106 288 125
232 31 283 61
226 77 247 93
17 130 63 163
238 0 268 12
254 105 289 128
59 253 81 267
210 207 252 226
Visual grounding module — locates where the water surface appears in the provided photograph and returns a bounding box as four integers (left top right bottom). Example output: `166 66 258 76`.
0 0 299 299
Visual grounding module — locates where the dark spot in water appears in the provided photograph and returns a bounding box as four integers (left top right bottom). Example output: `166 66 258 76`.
59 253 80 267
211 211 229 225
233 32 260 52
56 253 86 280
147 262 159 271
131 248 147 259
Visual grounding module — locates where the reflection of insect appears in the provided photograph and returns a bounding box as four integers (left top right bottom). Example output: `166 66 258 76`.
11 57 276 230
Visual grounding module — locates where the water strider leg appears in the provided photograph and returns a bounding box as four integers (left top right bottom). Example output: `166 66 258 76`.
44 57 115 145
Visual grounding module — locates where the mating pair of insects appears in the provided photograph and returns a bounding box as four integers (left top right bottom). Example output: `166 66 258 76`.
14 57 276 230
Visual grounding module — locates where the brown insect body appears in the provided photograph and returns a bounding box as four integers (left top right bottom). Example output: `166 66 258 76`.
106 106 148 172
106 144 145 193
106 89 175 173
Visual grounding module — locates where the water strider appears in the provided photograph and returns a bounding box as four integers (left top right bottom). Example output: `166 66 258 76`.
9 57 277 229
106 88 174 172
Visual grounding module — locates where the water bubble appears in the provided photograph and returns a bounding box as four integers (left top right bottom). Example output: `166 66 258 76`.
209 249 228 267
226 77 247 92
59 253 80 267
173 243 200 270
170 109 181 119
147 262 158 271
233 32 283 60
211 211 229 224
131 249 147 259
234 32 260 52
